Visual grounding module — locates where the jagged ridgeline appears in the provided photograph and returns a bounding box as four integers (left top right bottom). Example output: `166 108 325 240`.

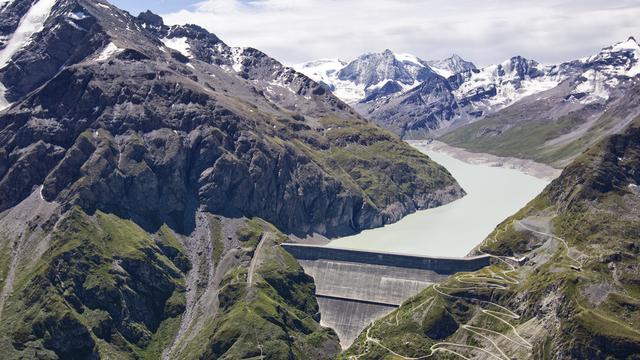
297 38 640 168
0 0 464 359
343 118 640 359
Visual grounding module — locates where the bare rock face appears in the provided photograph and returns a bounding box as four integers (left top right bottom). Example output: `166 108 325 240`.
0 140 65 212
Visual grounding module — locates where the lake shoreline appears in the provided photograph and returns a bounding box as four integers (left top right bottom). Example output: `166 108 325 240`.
409 140 562 182
323 144 551 257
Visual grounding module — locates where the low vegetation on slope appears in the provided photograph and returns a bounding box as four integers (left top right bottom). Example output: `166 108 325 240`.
0 208 340 359
169 218 340 360
343 120 640 359
440 82 640 168
0 208 188 359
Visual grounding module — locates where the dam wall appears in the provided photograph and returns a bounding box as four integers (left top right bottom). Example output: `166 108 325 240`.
282 243 491 273
282 243 491 348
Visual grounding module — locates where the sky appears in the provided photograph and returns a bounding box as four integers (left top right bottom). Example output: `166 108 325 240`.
111 0 640 67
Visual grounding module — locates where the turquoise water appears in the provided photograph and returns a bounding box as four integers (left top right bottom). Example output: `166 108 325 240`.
328 145 550 257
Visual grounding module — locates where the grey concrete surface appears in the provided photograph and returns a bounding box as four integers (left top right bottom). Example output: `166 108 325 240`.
282 243 490 348
317 296 396 349
282 243 491 273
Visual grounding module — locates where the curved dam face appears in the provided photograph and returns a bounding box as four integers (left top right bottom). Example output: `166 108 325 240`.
282 244 491 348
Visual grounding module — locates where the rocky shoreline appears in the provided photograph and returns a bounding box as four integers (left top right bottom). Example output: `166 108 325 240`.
409 140 562 181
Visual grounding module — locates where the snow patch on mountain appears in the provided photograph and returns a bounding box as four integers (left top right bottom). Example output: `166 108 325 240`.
572 69 610 104
293 58 346 84
162 37 192 58
393 53 422 67
293 58 366 103
428 54 477 78
429 66 454 78
68 11 90 21
96 42 123 62
331 81 365 104
229 47 247 72
0 0 57 110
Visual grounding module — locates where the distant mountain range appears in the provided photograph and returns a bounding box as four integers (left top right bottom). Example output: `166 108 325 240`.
294 50 476 106
295 38 640 168
295 38 640 144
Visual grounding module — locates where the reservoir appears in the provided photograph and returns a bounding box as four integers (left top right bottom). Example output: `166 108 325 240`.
328 143 551 257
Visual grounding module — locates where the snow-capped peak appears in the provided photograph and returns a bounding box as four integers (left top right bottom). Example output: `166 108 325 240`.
393 52 423 66
611 36 640 53
587 36 640 63
427 54 476 78
571 37 640 104
451 55 565 111
295 49 433 104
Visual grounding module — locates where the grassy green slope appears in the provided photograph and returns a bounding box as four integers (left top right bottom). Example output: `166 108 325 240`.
172 219 340 360
343 120 640 359
440 108 588 166
0 208 191 359
0 210 339 359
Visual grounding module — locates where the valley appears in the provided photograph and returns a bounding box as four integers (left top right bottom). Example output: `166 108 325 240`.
0 0 638 359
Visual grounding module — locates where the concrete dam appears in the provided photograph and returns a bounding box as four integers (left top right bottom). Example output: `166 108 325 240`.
282 244 491 348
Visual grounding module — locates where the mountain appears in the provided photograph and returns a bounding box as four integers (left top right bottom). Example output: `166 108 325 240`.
355 73 459 136
343 115 640 360
427 53 477 78
294 50 475 105
442 37 640 167
297 39 640 147
0 1 464 359
294 50 480 137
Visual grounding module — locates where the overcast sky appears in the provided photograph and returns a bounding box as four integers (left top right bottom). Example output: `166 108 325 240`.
111 0 640 67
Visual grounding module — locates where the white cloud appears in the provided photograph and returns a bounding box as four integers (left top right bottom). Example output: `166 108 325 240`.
162 0 640 66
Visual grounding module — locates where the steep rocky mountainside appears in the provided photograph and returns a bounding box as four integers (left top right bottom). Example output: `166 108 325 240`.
0 201 342 359
0 0 462 238
298 39 640 148
442 38 640 168
0 0 464 358
343 118 640 359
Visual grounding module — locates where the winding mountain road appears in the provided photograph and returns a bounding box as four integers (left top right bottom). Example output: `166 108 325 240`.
348 215 586 360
